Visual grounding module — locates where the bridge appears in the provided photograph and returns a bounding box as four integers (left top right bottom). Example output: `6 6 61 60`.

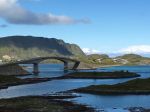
0 57 80 74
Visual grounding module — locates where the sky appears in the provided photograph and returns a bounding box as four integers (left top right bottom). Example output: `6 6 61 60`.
0 0 150 55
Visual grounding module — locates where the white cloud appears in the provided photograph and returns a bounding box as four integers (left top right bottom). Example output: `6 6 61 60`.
0 0 89 25
118 45 150 54
82 48 101 54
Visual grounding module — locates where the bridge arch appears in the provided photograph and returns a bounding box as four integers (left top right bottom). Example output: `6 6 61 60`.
0 57 80 74
31 57 70 74
0 56 80 74
28 57 80 74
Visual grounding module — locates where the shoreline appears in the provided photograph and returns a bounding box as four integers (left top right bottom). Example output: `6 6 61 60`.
77 64 150 70
0 77 52 89
77 64 122 70
0 95 95 112
60 71 140 79
0 71 140 89
72 78 150 95
73 89 150 95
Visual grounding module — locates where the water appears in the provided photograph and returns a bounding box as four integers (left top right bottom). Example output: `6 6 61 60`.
19 64 65 78
1 64 150 111
72 93 150 109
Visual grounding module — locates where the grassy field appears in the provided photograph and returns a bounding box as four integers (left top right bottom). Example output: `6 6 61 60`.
0 96 94 112
74 78 150 95
0 75 52 89
64 71 140 79
0 75 21 84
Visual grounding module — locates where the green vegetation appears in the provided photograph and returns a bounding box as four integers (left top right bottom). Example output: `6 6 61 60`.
97 78 150 91
0 96 94 112
88 54 109 60
0 97 63 112
0 75 21 84
0 36 85 61
83 53 150 67
117 54 143 60
64 71 140 79
74 78 150 95
0 75 52 89
117 54 150 65
0 36 150 67
87 54 116 65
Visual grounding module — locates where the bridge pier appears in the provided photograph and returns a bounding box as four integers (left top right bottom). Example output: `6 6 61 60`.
72 61 80 70
64 61 68 70
33 63 39 74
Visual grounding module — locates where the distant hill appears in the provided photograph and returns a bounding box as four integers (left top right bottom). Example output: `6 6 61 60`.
86 54 116 65
0 36 85 60
115 54 150 65
0 36 150 66
84 53 150 66
87 54 109 59
116 54 142 63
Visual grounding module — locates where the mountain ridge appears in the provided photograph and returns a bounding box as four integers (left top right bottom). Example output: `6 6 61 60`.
0 36 85 60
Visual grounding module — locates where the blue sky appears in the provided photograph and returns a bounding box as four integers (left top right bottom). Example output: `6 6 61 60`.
0 0 150 54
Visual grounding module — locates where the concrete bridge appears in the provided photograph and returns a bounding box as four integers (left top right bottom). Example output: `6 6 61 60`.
0 57 80 74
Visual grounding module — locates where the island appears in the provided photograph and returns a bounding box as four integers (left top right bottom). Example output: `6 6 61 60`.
0 96 94 112
0 75 51 89
61 71 140 79
73 78 150 95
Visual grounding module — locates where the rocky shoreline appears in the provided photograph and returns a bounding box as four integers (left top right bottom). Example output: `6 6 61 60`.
0 71 140 90
73 89 150 95
0 95 94 112
60 71 140 79
0 77 52 89
72 78 150 95
0 65 30 76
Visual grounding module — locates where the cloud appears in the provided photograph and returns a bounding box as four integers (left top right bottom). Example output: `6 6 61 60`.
0 0 89 25
118 45 150 54
82 48 101 54
0 24 7 28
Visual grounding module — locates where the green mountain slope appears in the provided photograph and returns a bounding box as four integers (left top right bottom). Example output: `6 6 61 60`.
0 36 85 59
116 54 150 65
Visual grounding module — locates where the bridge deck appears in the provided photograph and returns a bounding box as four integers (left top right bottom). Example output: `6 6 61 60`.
0 57 80 74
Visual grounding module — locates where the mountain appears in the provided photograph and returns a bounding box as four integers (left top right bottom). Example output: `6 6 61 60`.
86 54 116 65
0 36 85 60
87 54 109 60
115 54 150 65
118 54 144 62
83 53 150 66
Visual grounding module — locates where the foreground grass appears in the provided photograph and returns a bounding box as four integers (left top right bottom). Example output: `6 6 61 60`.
64 71 140 79
0 75 21 84
74 78 150 95
0 75 52 89
0 96 94 112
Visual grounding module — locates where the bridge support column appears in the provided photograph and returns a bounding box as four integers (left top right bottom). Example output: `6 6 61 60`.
33 63 39 74
64 61 68 70
72 61 80 70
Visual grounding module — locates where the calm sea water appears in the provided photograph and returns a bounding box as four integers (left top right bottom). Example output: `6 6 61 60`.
0 64 150 111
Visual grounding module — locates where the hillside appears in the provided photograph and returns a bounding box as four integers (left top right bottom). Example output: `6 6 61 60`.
116 54 150 65
0 36 85 60
87 54 115 65
83 53 150 67
0 36 150 66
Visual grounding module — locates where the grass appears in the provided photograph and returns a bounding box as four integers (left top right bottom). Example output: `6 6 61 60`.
0 75 21 84
0 75 52 89
0 97 63 112
74 78 150 95
0 96 94 112
65 71 140 79
98 78 150 91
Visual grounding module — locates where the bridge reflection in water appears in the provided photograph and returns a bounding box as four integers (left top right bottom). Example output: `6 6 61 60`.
0 57 80 74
